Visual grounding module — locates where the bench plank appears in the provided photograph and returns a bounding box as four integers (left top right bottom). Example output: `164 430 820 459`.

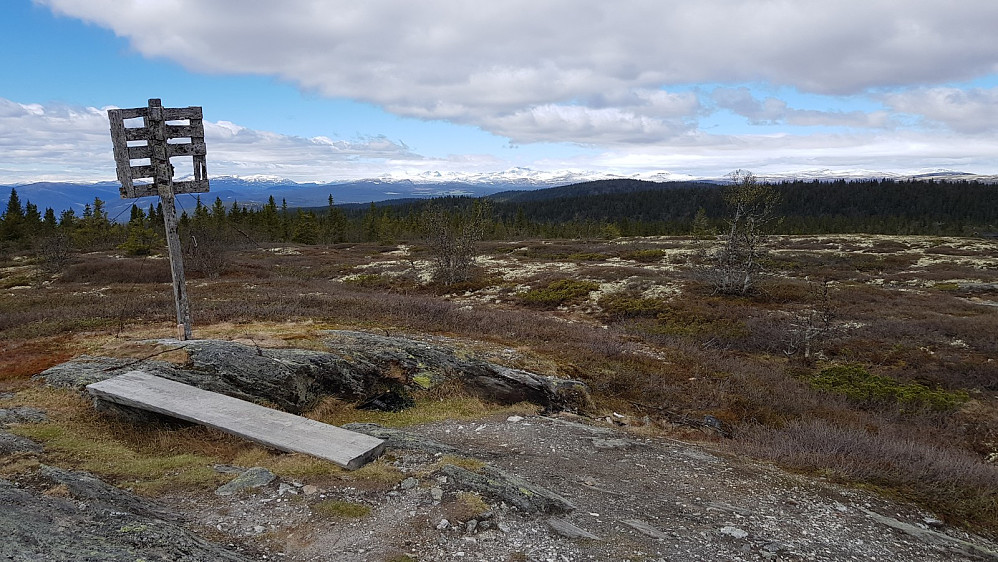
87 371 385 470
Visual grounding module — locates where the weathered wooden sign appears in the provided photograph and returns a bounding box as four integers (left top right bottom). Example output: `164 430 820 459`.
108 99 208 198
107 98 209 340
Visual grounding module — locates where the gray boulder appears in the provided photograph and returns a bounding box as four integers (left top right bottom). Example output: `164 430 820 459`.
39 332 590 415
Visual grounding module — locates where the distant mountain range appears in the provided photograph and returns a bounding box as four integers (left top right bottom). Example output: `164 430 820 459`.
2 168 995 220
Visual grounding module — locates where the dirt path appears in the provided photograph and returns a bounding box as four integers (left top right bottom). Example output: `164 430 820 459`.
172 414 998 561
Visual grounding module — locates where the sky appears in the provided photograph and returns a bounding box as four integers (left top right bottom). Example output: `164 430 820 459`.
2 0 998 184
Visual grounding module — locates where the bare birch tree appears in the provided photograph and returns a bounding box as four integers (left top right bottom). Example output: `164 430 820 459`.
695 170 778 296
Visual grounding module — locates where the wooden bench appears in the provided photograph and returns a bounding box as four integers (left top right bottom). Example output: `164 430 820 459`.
87 371 385 470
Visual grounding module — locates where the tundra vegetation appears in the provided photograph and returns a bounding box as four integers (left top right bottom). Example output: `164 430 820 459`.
2 178 998 536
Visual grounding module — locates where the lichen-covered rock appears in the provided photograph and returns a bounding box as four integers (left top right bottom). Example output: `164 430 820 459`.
0 406 47 425
342 422 458 454
437 463 576 514
38 332 590 415
38 343 378 414
322 330 590 412
1 467 249 561
0 431 43 455
215 467 276 496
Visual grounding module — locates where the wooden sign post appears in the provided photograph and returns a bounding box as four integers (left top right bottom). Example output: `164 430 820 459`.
108 98 209 340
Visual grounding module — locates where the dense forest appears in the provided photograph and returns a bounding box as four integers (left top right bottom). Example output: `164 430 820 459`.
1 178 996 257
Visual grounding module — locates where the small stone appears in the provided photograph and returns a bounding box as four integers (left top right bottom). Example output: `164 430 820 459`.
923 516 944 527
719 526 749 539
762 542 784 553
431 487 444 502
497 522 511 533
278 483 298 496
253 525 266 534
478 510 494 520
400 477 418 490
215 467 276 496
436 518 450 530
302 485 319 495
479 521 492 531
466 519 478 533
506 416 524 422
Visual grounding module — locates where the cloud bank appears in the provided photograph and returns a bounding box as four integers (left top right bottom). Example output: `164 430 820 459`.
0 98 440 183
37 0 998 146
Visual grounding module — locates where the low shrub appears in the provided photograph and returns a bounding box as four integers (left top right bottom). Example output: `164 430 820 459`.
620 249 666 263
597 293 669 319
60 256 172 284
737 419 998 533
521 279 600 308
809 364 969 411
567 252 609 262
653 301 751 340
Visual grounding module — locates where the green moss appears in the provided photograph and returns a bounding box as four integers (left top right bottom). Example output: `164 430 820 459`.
411 374 433 389
809 364 969 411
312 499 371 518
521 279 600 308
439 454 486 472
932 282 960 291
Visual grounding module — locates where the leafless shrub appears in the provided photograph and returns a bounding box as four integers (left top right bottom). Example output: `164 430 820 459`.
782 278 835 362
37 233 73 274
423 201 490 286
692 170 778 296
183 225 231 278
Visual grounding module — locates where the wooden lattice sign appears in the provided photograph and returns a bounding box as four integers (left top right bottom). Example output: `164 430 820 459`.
108 98 209 198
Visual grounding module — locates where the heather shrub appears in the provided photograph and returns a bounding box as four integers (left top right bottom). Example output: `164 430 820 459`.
809 364 969 412
621 249 666 263
521 279 600 308
597 292 668 319
736 418 998 532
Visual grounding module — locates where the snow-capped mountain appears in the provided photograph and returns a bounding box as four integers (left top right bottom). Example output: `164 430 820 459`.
3 167 995 220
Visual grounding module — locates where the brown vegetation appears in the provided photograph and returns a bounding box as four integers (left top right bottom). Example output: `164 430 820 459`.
3 233 998 534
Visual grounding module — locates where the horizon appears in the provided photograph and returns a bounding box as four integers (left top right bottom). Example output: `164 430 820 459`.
3 1 998 185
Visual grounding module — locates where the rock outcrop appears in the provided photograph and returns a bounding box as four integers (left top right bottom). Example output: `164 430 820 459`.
39 331 589 415
0 464 251 561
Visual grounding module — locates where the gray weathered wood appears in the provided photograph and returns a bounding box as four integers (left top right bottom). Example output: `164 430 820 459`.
144 99 192 340
107 99 209 198
107 98 211 338
87 371 386 470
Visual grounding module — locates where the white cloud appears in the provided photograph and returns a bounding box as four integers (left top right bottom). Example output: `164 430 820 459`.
0 98 423 183
711 87 894 129
5 97 998 184
581 131 998 178
37 0 998 144
884 87 998 134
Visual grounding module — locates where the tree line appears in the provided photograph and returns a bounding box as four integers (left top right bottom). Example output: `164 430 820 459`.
2 178 996 257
